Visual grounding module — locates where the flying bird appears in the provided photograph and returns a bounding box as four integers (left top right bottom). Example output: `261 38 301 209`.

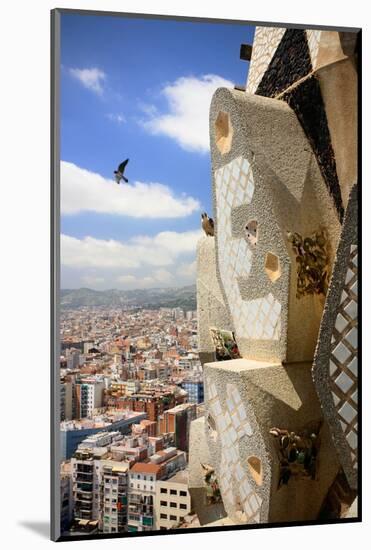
201 212 214 237
114 158 129 184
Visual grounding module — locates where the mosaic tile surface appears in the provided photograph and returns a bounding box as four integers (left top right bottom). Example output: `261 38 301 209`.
283 76 344 222
329 244 358 469
234 293 281 340
215 157 281 341
246 27 286 94
306 30 322 69
215 156 254 286
207 380 262 522
312 184 357 489
256 30 312 99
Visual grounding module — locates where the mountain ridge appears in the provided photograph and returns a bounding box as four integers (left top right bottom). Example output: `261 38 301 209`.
60 285 197 310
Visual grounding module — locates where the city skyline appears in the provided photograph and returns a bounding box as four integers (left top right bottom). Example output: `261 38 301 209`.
60 13 254 291
59 302 204 535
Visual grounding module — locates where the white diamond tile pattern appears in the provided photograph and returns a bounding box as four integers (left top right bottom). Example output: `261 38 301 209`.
246 27 286 94
329 245 358 469
207 380 262 522
234 293 281 340
306 30 321 69
215 157 281 341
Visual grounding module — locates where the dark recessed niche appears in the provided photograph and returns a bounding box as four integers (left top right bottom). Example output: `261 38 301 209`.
265 252 281 282
215 111 233 155
247 456 263 486
245 220 258 246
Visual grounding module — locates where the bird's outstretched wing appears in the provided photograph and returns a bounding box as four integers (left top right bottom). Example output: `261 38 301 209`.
118 158 129 173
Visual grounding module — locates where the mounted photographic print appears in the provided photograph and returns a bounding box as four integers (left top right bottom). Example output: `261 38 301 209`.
51 8 361 542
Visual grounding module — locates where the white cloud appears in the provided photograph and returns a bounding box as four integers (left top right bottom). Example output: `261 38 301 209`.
141 74 233 153
176 260 197 279
81 275 105 286
116 275 136 284
130 231 201 256
69 67 106 95
117 275 154 289
61 229 201 290
115 270 174 289
152 269 174 284
61 161 200 218
61 229 202 270
138 103 158 117
61 235 139 269
106 112 126 124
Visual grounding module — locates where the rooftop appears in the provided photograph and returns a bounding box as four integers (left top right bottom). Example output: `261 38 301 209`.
165 403 196 414
60 410 146 431
129 462 162 474
102 460 129 473
164 469 189 485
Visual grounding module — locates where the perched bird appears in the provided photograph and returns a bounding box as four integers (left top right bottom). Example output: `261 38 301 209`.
114 158 129 184
201 212 214 236
200 463 214 474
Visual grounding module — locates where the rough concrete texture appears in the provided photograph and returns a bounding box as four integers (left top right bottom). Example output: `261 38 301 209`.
317 58 358 210
188 416 228 525
247 28 320 94
209 88 341 363
282 75 344 221
203 358 340 523
246 27 357 218
246 27 357 214
306 29 322 68
316 31 350 69
313 184 358 490
345 497 358 518
188 417 213 489
197 236 233 365
255 29 312 98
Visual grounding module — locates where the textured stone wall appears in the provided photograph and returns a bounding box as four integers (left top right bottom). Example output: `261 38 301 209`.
209 88 341 364
203 358 340 523
193 25 358 525
313 184 358 489
196 236 233 365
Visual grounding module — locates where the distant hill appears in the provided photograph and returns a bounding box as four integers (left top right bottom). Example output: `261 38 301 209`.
60 285 197 310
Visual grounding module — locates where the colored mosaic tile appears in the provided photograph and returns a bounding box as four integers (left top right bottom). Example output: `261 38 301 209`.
215 157 281 342
256 29 312 98
313 184 358 489
246 27 286 94
306 30 322 68
206 380 262 522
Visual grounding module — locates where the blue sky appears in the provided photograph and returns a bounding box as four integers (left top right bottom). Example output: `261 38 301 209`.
60 12 254 290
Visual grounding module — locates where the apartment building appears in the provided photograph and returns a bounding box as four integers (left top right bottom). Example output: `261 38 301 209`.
75 380 105 419
60 411 146 459
127 462 160 532
101 463 129 534
155 470 191 530
60 380 74 421
66 348 81 370
159 403 197 452
71 447 106 522
181 376 204 404
71 437 131 532
127 447 187 532
60 462 73 533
